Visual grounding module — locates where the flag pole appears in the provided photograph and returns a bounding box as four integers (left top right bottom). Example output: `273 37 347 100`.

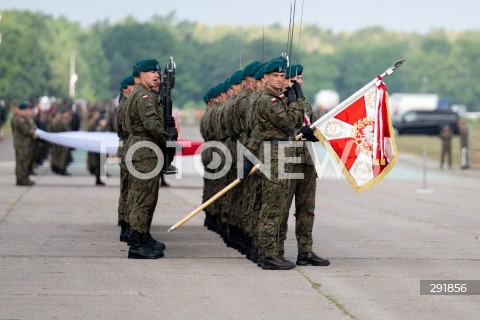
167 164 261 233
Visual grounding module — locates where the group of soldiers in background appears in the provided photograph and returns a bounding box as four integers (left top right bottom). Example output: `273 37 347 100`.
199 56 330 270
9 96 120 186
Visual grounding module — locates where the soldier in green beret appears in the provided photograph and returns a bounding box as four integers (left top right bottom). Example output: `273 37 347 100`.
11 101 37 186
116 75 136 242
280 65 330 267
243 57 304 270
124 59 167 259
242 61 268 263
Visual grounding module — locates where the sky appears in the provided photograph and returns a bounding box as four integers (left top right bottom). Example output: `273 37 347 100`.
0 0 478 34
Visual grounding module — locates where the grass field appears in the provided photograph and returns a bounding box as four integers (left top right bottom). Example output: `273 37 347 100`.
394 120 480 168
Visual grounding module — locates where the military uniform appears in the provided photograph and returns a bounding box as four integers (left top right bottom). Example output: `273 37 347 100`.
11 103 37 186
280 65 330 267
124 59 168 259
116 75 135 241
254 57 304 270
49 108 72 175
439 124 453 169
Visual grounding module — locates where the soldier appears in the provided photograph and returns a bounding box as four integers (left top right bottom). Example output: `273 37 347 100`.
243 57 304 270
229 61 262 255
200 88 216 231
11 101 37 186
279 65 330 267
85 108 109 186
439 124 453 169
49 106 72 176
242 62 268 264
116 75 135 241
222 70 245 250
459 119 470 169
124 59 168 259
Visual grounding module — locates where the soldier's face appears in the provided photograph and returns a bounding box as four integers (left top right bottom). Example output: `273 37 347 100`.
140 70 160 93
266 72 285 92
124 85 134 98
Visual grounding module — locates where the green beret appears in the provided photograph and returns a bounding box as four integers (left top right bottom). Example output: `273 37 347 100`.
132 59 159 77
263 57 287 74
211 84 221 98
243 61 262 77
223 78 232 91
230 70 245 85
120 75 135 90
254 62 268 80
285 65 303 79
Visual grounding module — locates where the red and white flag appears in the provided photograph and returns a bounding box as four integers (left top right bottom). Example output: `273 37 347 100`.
313 76 398 193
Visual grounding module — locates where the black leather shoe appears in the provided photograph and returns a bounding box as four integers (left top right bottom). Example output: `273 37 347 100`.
262 255 296 270
296 252 330 266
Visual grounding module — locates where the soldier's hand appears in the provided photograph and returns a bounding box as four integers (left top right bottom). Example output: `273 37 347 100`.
165 116 176 128
300 125 319 142
292 81 304 99
285 87 296 104
241 157 254 180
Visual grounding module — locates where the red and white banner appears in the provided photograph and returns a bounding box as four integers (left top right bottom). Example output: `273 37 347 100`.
35 128 202 156
313 76 397 192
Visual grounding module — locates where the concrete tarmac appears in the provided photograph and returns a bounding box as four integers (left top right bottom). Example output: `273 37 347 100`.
0 126 479 320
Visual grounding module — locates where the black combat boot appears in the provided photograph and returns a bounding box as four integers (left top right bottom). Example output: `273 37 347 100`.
128 231 163 259
296 252 330 266
119 221 129 242
262 255 296 270
249 248 259 263
16 179 35 186
145 232 166 252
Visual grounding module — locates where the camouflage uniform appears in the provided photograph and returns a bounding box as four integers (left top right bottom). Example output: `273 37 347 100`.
11 112 37 184
256 87 303 258
199 105 216 227
244 90 264 255
232 86 254 236
279 100 317 254
211 98 231 237
116 96 131 225
125 83 168 234
49 113 71 174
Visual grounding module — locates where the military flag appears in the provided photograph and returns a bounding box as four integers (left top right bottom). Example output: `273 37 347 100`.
311 75 398 193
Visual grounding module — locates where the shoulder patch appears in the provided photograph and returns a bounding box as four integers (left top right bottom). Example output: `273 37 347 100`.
142 95 149 100
271 97 278 103
279 93 285 99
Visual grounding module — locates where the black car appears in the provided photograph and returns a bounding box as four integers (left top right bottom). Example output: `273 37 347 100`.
392 109 460 135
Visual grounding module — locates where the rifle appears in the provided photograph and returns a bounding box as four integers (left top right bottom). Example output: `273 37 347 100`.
158 56 178 174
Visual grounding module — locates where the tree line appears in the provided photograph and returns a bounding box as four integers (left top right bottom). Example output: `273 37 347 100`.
1 10 479 111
